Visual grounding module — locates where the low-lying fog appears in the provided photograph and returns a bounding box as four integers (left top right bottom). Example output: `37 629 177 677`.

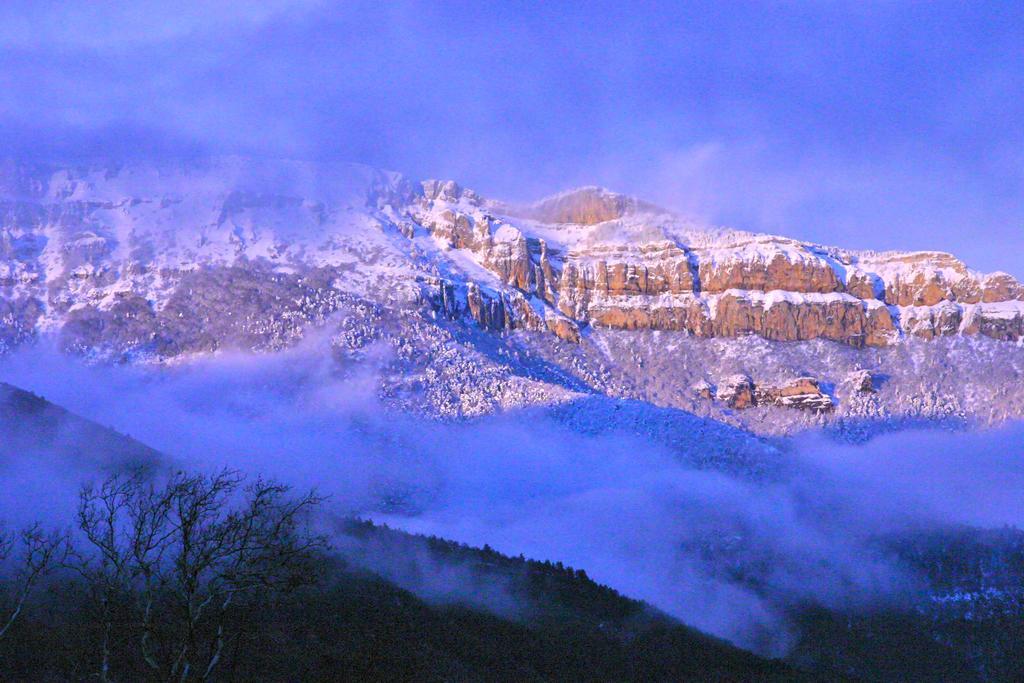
2 337 1023 655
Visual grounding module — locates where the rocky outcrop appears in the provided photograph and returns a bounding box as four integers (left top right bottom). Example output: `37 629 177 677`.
692 380 714 400
423 209 490 251
898 302 963 339
981 272 1024 303
420 179 482 206
845 270 883 300
519 187 639 225
847 369 877 393
586 296 711 333
422 209 557 304
708 375 833 412
860 253 1024 306
464 282 506 332
695 244 843 294
756 377 834 413
961 304 1024 341
482 225 534 291
711 292 897 347
423 278 582 343
535 239 560 305
716 375 756 409
544 314 581 344
556 242 696 318
865 252 977 306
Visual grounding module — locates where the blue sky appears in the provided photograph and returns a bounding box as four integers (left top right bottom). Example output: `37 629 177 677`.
1 1 1021 274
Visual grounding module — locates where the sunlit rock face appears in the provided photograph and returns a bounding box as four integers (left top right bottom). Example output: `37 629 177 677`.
415 186 1023 347
419 200 1019 348
1 157 1022 362
556 241 697 319
517 187 640 225
757 377 834 413
695 243 843 295
2 157 1024 430
705 375 833 413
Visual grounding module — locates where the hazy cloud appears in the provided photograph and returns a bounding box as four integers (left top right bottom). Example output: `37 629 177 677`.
2 343 1022 654
0 2 1021 274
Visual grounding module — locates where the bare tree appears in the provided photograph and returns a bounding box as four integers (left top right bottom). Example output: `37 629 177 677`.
71 469 174 681
74 468 326 681
0 523 69 640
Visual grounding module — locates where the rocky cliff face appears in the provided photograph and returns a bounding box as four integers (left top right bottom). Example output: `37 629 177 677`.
0 156 1019 430
1 158 1023 429
1 159 1020 357
411 184 1024 347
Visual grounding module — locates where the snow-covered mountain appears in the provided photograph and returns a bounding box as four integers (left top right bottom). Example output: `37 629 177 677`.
2 156 1023 434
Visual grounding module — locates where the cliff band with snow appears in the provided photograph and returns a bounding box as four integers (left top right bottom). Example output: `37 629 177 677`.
2 158 1023 431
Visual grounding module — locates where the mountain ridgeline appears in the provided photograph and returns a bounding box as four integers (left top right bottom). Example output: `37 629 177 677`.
3 159 1023 352
1 157 1023 432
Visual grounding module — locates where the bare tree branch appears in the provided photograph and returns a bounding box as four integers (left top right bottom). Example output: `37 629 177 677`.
72 467 326 681
0 523 70 640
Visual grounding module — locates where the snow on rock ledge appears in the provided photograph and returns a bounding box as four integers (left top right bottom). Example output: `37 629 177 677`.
708 375 834 413
1 158 1022 358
